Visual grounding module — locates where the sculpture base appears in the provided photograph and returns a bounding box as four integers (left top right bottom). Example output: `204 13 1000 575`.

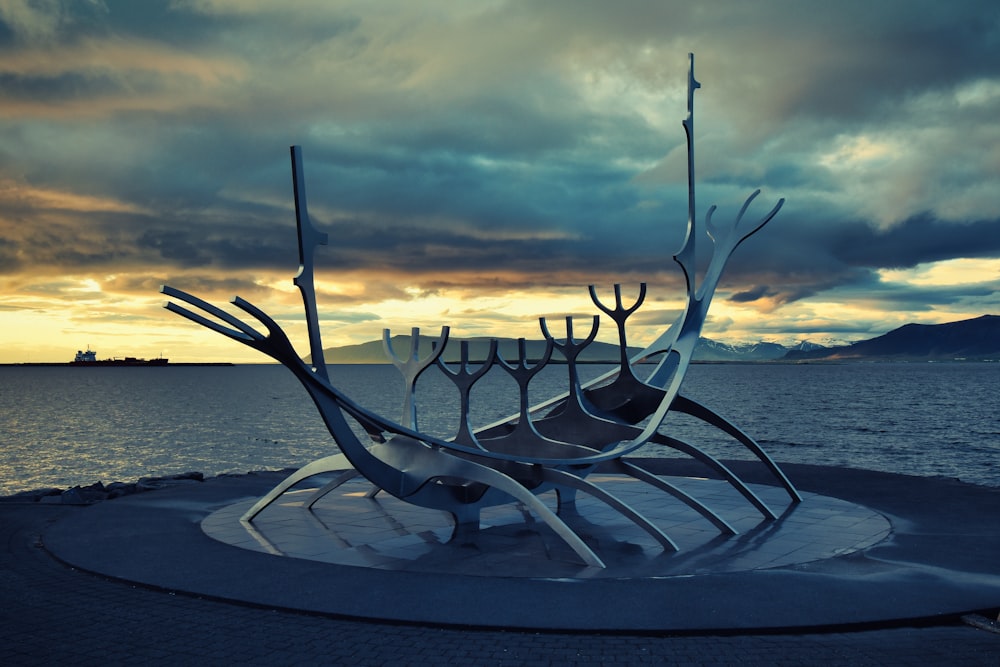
202 474 885 579
43 460 1000 632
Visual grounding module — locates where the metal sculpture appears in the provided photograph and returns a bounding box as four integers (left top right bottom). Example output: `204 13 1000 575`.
162 54 800 569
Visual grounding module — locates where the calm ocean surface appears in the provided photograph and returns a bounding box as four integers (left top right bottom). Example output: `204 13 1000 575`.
1 362 997 495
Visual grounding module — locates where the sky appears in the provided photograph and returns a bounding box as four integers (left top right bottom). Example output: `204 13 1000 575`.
1 0 999 363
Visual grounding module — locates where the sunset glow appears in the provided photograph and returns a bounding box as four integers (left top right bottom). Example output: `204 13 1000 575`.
2 2 998 363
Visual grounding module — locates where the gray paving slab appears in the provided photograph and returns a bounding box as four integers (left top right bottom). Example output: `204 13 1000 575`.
36 461 1000 634
0 485 998 665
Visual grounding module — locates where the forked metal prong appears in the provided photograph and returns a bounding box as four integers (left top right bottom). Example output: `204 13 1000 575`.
161 285 262 341
163 301 255 343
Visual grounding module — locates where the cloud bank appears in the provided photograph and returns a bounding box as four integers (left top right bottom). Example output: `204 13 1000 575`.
1 0 998 361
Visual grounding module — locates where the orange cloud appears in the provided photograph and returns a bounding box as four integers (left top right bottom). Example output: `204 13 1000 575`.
0 37 245 83
0 37 246 119
0 179 149 214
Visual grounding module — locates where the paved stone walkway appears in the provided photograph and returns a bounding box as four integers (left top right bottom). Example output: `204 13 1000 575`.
3 503 998 666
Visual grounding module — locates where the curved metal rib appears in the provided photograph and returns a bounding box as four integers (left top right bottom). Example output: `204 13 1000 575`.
370 434 606 568
542 468 679 552
672 394 802 503
606 459 737 535
651 433 779 520
241 453 353 522
305 469 362 509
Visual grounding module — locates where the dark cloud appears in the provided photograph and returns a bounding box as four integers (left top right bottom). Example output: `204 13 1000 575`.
729 285 775 303
718 209 1000 304
0 0 998 353
833 214 1000 269
99 0 228 46
0 71 129 103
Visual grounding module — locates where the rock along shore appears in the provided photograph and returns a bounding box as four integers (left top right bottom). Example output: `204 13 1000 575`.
0 469 296 505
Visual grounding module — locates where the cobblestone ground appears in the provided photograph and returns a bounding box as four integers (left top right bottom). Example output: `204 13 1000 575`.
2 504 997 666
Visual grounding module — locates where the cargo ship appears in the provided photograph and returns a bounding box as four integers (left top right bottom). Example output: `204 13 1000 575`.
0 349 233 367
69 348 169 366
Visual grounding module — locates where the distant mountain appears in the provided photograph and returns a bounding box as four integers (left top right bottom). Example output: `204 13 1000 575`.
692 338 795 362
312 335 825 364
312 336 640 365
786 340 828 353
783 315 1000 362
309 316 998 364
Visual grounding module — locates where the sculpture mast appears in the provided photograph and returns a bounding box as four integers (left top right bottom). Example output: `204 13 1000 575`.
676 52 700 297
290 146 330 380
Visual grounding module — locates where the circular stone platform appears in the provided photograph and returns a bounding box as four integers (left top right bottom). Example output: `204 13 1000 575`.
42 460 1000 632
202 475 888 579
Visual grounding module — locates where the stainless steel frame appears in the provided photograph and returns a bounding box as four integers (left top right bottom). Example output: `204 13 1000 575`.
162 54 800 569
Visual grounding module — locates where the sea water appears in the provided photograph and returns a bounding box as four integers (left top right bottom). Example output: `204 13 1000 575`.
0 362 997 495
